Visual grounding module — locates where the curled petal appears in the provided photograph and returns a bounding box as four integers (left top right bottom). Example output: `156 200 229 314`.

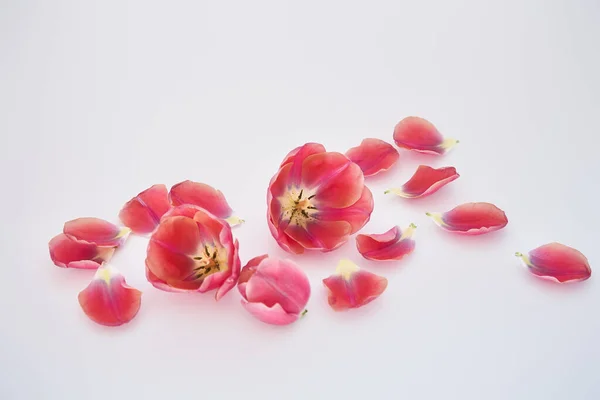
280 142 326 168
356 224 416 261
385 165 459 198
516 243 592 283
393 116 458 155
119 184 171 234
345 138 399 177
49 233 114 269
240 257 310 325
322 259 387 311
427 202 508 235
63 217 130 247
169 180 233 219
78 264 142 326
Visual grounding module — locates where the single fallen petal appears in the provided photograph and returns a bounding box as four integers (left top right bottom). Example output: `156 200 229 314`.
78 264 142 326
239 256 310 325
426 202 508 235
345 138 399 177
169 180 243 226
63 217 130 247
49 233 115 269
322 259 387 311
119 184 171 234
393 116 458 155
385 165 459 198
356 224 416 261
516 243 592 283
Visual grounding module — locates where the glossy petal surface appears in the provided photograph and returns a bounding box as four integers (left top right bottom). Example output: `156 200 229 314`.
345 138 399 177
169 180 233 219
49 233 114 269
119 184 171 234
386 166 459 198
78 265 142 326
393 116 458 155
356 224 416 261
322 259 387 311
516 243 592 283
427 202 508 235
239 257 310 325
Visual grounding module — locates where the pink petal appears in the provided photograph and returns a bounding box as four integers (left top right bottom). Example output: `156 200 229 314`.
315 186 374 234
64 217 130 247
49 233 114 269
385 165 459 198
169 180 233 219
393 116 458 155
215 239 241 300
302 152 364 208
241 301 301 326
345 138 399 177
427 202 508 235
161 204 204 220
285 220 352 252
356 224 417 261
77 265 142 326
119 184 171 234
282 142 327 185
244 257 310 315
516 243 592 283
322 260 387 311
238 254 269 298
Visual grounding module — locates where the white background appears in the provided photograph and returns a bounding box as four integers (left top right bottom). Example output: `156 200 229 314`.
1 1 599 399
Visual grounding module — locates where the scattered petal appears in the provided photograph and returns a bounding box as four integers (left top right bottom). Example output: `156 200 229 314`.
238 256 310 325
393 116 458 155
78 264 142 326
356 223 416 261
516 243 592 283
63 217 130 247
322 259 387 311
169 180 233 219
49 233 114 269
345 138 399 177
267 143 373 254
385 165 459 198
119 184 171 234
426 202 508 235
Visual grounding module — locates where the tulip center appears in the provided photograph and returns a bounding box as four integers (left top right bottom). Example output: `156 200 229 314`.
278 187 318 228
191 244 228 280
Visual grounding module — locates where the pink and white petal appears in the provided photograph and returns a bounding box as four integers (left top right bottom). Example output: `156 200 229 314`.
345 138 400 177
386 166 459 198
427 202 508 234
119 184 171 234
241 300 300 325
49 233 114 269
516 243 592 283
245 258 311 315
393 116 458 155
323 260 388 311
64 217 130 247
169 180 233 219
78 265 142 326
315 186 374 234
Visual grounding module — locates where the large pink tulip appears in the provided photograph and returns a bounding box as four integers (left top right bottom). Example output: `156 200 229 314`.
267 143 374 254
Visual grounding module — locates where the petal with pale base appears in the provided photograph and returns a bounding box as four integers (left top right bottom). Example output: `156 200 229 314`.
356 224 416 261
385 166 459 198
119 184 171 234
49 233 115 269
345 138 399 177
322 259 387 311
516 243 591 283
78 264 142 326
63 217 130 247
393 116 458 155
426 202 508 235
